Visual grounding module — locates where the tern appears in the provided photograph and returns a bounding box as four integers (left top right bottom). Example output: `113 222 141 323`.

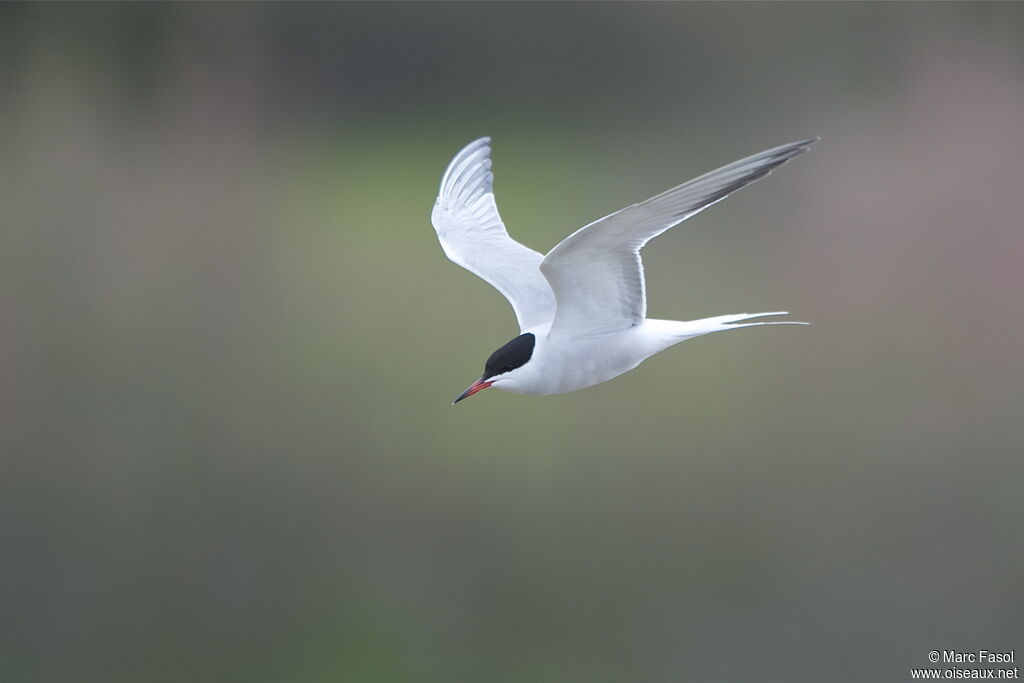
431 136 817 404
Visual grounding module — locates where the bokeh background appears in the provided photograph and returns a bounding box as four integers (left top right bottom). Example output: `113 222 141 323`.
2 3 1023 682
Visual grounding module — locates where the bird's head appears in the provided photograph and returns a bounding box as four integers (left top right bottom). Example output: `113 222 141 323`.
452 332 536 404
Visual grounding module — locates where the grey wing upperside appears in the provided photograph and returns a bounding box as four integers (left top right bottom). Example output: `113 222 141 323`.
539 138 818 338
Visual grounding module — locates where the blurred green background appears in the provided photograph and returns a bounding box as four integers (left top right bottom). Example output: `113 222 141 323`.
2 3 1023 682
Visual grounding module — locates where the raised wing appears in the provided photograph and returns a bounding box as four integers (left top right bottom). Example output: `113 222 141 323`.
540 138 818 338
431 137 556 332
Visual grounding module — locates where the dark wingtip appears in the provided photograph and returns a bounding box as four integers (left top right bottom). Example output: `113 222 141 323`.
782 137 820 156
763 137 819 171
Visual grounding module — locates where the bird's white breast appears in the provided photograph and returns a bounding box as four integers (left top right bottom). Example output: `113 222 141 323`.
498 323 677 396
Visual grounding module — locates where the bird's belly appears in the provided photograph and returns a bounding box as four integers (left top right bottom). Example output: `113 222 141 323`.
532 336 651 395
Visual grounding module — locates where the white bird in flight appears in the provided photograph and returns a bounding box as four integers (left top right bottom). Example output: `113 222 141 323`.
431 136 817 404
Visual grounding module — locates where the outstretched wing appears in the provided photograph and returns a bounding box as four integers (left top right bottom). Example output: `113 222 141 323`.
540 138 818 338
431 137 556 332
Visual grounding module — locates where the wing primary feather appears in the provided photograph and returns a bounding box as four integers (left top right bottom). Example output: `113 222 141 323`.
632 137 819 230
540 138 818 338
440 137 491 196
453 159 491 200
431 138 557 332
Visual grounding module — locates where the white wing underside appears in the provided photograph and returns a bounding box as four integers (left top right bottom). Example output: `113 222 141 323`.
432 137 817 338
431 138 556 332
540 138 818 339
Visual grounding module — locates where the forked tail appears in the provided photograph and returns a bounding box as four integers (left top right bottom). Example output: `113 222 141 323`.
656 311 808 343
